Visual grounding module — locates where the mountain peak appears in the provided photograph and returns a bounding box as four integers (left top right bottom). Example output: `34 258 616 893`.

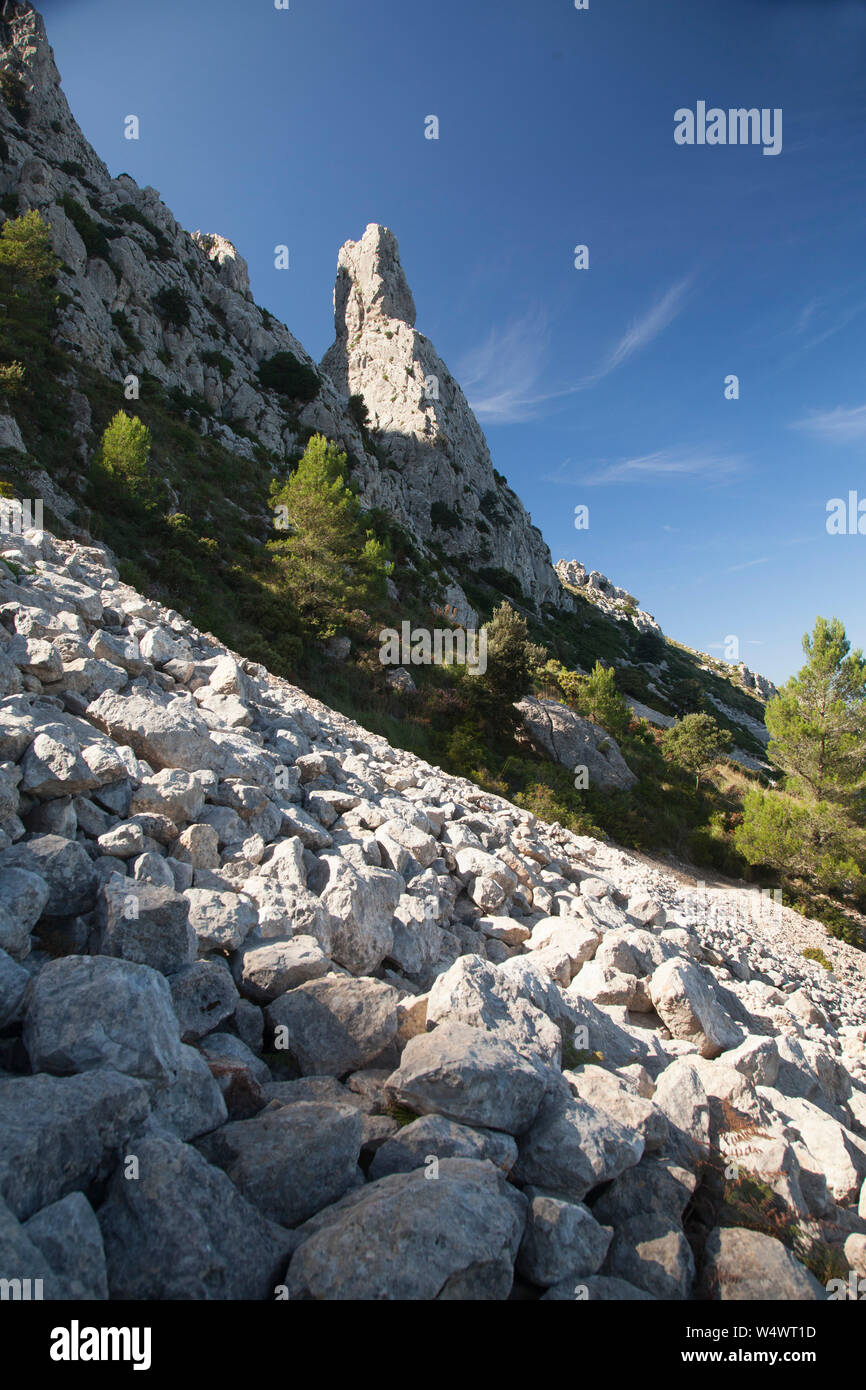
332 223 417 337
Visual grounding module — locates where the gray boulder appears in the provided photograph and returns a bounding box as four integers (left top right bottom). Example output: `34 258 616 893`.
24 1192 108 1300
0 1195 75 1299
385 1021 548 1135
286 1158 526 1300
169 959 239 1041
369 1114 518 1181
100 879 197 975
0 866 49 959
151 1043 228 1140
197 1100 362 1228
700 1226 826 1300
319 856 402 975
0 835 96 917
98 1133 294 1299
650 957 743 1058
0 1069 151 1219
265 975 399 1077
517 1189 612 1287
516 695 637 792
131 768 205 824
0 946 28 1027
426 954 561 1072
88 687 214 772
514 1081 645 1200
602 1214 695 1299
183 887 258 953
24 955 184 1082
231 936 331 1004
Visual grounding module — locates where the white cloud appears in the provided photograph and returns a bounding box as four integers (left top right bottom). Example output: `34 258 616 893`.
458 308 551 424
460 275 694 423
725 557 770 574
596 276 694 379
794 403 866 442
576 447 742 488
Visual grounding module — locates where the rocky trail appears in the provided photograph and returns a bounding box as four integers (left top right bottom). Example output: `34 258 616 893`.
1 525 865 1302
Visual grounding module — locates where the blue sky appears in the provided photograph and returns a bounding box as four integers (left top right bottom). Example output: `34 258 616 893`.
39 0 866 684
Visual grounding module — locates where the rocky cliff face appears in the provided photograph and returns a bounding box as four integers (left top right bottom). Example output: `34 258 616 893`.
322 224 567 609
0 6 566 615
556 559 662 638
0 518 864 1301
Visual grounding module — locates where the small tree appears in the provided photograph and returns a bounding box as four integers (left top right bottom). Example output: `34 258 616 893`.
765 616 866 809
735 789 866 898
269 433 388 635
0 209 60 288
668 675 706 716
91 411 153 502
0 68 29 124
661 711 732 789
348 393 370 430
477 601 540 708
257 351 319 401
578 661 632 740
0 361 25 398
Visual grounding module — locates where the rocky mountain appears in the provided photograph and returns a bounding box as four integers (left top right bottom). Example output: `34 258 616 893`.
0 521 864 1301
556 559 663 638
321 224 566 609
0 0 784 770
0 5 865 1303
0 3 566 625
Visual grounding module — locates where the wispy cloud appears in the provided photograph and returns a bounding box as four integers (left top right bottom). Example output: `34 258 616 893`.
725 556 770 574
461 275 694 423
573 447 742 488
593 276 694 382
458 308 551 424
793 403 866 442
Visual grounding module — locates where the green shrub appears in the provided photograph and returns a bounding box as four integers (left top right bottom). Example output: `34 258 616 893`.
257 351 320 401
111 310 143 355
90 410 154 503
153 285 191 329
0 360 25 398
348 393 369 429
0 68 29 124
59 193 112 262
430 500 460 531
802 946 833 972
0 209 61 285
477 566 525 603
202 349 233 380
661 712 733 789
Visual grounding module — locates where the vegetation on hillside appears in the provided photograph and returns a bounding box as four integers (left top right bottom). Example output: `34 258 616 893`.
0 209 862 947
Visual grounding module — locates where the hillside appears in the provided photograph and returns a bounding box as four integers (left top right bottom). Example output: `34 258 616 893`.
0 3 775 756
1 2 866 1308
0 521 864 1303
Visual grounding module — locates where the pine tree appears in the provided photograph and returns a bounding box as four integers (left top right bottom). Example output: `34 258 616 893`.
0 209 60 287
90 411 153 503
764 616 866 809
269 433 389 635
579 661 632 740
476 601 539 707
